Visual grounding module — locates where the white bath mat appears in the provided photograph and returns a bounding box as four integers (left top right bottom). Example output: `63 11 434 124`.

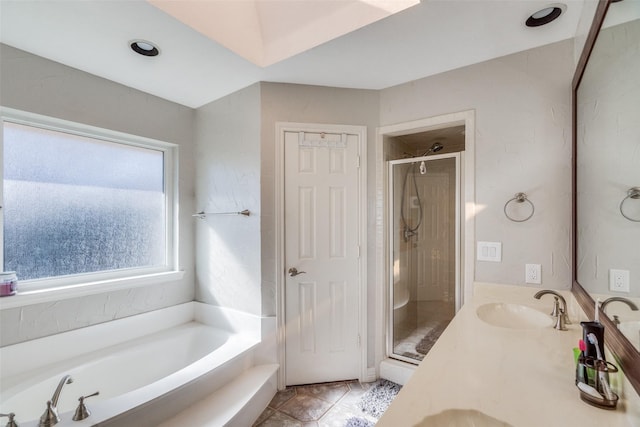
344 416 374 427
358 379 402 418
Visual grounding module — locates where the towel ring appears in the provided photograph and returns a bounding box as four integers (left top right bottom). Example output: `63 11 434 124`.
619 187 640 222
504 192 535 222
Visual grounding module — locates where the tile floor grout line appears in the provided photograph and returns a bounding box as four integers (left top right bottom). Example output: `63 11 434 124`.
255 379 398 426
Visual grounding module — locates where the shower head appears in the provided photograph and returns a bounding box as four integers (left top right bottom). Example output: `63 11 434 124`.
429 142 444 153
420 142 444 157
417 142 444 175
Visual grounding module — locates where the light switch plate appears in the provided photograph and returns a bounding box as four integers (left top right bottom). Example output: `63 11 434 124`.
477 241 502 262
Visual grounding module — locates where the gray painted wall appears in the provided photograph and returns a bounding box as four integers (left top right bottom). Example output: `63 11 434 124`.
1 38 576 361
259 82 380 317
192 82 380 322
381 39 575 290
260 83 380 367
0 44 196 346
194 83 262 315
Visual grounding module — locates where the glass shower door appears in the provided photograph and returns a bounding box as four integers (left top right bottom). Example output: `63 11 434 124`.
388 154 460 363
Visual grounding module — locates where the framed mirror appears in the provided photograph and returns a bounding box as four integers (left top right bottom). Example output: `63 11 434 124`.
573 0 640 396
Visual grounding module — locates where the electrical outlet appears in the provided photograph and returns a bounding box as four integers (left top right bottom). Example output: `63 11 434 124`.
609 269 630 293
525 264 541 284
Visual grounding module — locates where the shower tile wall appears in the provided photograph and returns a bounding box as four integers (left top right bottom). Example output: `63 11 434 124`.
415 159 456 305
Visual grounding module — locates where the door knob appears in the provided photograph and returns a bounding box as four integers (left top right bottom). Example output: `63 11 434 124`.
288 267 306 277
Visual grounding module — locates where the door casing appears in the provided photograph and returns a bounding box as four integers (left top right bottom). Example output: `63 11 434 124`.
275 122 368 389
375 110 476 372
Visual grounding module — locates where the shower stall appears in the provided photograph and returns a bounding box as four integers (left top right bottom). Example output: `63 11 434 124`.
388 149 460 364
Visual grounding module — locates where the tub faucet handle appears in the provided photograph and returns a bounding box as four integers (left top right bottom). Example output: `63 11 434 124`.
72 392 99 422
0 412 18 427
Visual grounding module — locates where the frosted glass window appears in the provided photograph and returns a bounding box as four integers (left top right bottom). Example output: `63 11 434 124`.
2 122 166 281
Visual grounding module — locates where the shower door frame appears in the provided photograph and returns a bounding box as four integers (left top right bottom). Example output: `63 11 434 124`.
387 153 461 364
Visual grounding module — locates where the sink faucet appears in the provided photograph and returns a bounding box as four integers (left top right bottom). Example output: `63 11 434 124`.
39 374 73 427
601 297 639 326
601 296 639 313
534 290 571 330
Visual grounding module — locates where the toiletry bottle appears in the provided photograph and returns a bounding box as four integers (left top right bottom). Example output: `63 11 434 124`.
0 271 18 297
575 349 587 385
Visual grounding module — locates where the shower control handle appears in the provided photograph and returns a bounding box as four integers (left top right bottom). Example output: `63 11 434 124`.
288 267 306 277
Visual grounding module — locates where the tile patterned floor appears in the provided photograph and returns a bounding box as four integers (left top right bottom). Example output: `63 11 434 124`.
254 380 379 427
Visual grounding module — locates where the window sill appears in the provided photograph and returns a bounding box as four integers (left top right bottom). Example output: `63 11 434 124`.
0 270 185 310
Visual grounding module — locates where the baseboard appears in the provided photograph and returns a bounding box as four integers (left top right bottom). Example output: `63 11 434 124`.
363 367 377 383
379 358 416 386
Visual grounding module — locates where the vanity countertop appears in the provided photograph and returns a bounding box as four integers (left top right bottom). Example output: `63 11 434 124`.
376 283 639 427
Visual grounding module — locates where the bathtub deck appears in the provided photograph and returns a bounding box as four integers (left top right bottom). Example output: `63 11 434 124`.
0 302 276 427
157 364 279 427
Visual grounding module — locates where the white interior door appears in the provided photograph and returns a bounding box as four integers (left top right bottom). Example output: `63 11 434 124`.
284 129 361 385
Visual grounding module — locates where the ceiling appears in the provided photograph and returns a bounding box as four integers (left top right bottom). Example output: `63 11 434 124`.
0 0 587 109
148 0 420 67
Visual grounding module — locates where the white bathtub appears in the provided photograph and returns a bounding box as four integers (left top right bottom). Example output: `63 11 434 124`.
0 302 276 426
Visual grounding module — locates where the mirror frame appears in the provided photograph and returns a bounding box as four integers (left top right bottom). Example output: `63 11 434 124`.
572 0 640 396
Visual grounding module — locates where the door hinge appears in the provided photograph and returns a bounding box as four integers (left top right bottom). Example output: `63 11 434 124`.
356 155 361 168
357 245 361 258
358 334 361 347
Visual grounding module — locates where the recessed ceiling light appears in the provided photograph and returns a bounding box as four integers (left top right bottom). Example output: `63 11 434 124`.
130 40 160 57
525 4 566 27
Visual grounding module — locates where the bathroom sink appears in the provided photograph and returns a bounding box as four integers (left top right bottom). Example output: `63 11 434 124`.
414 409 512 426
476 303 553 329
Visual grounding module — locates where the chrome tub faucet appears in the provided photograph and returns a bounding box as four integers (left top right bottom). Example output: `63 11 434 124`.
39 375 73 427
